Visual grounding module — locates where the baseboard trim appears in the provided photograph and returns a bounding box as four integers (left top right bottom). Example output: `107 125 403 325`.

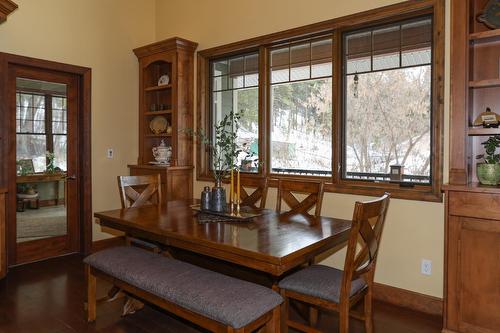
373 282 443 317
91 236 126 253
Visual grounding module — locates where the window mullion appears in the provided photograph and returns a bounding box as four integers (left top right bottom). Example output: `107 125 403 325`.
259 46 269 177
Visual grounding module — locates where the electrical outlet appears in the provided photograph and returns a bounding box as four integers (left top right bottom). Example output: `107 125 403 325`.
421 259 432 276
107 148 114 159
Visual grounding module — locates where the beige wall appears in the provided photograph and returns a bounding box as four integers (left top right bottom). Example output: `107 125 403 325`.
155 0 451 298
0 0 156 240
1 0 450 298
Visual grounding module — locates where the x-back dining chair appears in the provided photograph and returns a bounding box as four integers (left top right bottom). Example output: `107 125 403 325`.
116 174 163 315
276 179 325 218
232 176 269 209
118 174 162 208
279 193 391 333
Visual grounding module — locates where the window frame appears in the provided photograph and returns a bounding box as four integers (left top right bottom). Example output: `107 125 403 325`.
196 0 444 202
16 90 68 172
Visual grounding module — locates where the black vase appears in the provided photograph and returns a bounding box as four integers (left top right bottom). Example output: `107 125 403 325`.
211 185 226 212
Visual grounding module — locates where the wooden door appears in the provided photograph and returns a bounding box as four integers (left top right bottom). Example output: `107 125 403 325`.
456 217 500 333
0 190 6 278
7 65 80 265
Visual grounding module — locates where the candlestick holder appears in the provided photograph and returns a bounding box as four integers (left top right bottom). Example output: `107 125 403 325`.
236 200 241 217
229 201 235 216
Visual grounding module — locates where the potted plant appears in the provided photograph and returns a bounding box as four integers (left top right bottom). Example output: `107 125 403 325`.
185 110 241 211
476 135 500 185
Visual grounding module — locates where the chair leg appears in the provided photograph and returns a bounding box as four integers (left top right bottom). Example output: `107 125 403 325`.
339 303 349 333
86 265 96 322
364 289 374 333
280 290 289 333
309 306 318 327
264 306 280 333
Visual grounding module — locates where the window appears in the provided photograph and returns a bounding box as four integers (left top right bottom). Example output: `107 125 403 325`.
210 53 259 172
16 90 67 173
270 37 333 176
198 1 443 201
343 16 432 184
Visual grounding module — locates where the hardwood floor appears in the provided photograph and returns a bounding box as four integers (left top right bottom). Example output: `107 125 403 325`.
0 254 442 333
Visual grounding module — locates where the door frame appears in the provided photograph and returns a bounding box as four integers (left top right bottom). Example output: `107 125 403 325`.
0 53 92 266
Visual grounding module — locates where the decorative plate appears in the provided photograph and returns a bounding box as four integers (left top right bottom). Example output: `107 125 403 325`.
158 74 170 86
478 0 500 29
149 116 169 134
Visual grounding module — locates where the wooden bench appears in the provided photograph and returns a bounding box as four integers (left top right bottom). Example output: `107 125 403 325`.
84 246 282 333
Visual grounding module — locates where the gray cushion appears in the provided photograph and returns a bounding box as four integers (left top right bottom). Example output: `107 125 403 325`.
84 246 282 329
278 264 367 303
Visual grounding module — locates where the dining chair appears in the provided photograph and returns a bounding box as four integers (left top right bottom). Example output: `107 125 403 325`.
117 174 162 208
276 179 325 217
116 174 163 315
232 176 269 209
278 193 391 333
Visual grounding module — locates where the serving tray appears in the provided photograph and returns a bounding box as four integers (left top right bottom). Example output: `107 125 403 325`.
191 205 267 223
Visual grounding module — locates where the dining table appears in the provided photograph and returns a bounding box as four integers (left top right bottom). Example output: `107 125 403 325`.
94 199 352 288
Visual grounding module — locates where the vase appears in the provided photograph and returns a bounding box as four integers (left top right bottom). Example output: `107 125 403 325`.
210 181 226 212
477 163 500 185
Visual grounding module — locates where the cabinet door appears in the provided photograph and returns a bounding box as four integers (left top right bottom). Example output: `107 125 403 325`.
0 192 6 279
457 217 500 333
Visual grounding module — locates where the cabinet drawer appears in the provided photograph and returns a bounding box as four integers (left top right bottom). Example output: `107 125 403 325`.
448 191 500 220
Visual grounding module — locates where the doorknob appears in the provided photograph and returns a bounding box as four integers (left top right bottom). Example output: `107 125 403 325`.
66 175 77 180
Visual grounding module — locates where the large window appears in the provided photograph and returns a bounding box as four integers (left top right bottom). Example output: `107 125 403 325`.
16 90 67 173
270 37 333 176
199 1 443 201
343 16 433 184
210 53 259 172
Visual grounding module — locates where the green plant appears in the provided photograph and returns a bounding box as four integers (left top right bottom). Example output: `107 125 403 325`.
185 110 241 185
476 135 500 164
46 151 56 173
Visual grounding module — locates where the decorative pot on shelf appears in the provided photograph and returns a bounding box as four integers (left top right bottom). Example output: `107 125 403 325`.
152 139 172 164
477 163 500 185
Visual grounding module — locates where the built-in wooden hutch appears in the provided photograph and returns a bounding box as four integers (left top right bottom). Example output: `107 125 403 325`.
129 37 197 202
444 1 500 332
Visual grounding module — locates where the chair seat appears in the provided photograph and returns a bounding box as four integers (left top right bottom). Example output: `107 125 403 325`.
279 264 367 303
84 246 282 329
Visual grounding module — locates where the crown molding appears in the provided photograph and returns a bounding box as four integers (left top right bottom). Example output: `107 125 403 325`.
0 0 17 23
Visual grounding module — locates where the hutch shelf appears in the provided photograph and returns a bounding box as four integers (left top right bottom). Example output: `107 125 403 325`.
129 37 197 202
444 1 500 333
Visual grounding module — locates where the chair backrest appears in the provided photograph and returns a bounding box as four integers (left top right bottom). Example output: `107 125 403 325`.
341 193 390 299
276 179 324 217
117 174 162 208
232 176 268 209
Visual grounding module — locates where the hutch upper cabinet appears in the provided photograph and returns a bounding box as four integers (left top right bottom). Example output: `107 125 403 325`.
129 37 197 202
444 1 500 333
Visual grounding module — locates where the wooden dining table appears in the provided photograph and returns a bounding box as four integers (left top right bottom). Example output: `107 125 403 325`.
94 200 352 287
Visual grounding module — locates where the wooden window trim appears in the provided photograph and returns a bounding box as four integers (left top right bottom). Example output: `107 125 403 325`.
196 0 445 202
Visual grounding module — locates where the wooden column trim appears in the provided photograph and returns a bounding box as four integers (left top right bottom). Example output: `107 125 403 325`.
448 0 469 185
0 0 17 23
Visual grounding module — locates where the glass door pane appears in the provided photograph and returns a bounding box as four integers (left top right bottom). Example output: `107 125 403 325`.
15 78 68 243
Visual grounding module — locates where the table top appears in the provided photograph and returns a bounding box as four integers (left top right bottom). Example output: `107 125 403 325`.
95 200 352 276
17 172 66 183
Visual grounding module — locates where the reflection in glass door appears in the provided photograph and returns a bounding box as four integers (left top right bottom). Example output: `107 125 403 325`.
15 78 68 243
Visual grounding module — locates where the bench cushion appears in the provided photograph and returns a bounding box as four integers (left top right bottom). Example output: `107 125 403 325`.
278 264 367 303
84 246 282 329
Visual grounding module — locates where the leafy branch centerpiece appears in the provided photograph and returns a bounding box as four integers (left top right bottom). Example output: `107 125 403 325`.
476 135 500 185
185 110 241 212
